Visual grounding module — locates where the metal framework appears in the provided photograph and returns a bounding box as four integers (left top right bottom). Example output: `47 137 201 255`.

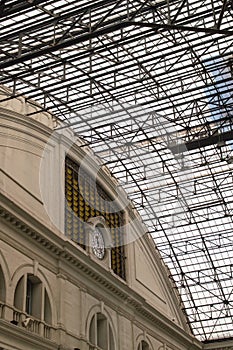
0 0 233 342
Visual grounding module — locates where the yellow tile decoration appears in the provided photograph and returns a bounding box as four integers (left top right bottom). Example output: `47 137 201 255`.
65 157 126 280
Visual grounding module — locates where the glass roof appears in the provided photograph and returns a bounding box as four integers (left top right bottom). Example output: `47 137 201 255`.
0 0 233 342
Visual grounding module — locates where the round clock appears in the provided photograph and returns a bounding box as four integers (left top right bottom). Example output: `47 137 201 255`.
91 227 105 260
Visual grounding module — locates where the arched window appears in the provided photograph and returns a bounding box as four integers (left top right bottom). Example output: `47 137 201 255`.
137 340 150 350
65 156 126 280
89 313 115 350
14 273 52 324
0 266 6 303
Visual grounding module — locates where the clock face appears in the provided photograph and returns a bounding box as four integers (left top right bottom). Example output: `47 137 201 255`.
91 227 105 260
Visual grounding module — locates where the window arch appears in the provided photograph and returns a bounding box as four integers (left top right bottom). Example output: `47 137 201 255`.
14 273 52 324
137 340 150 350
89 312 115 350
137 340 152 350
65 156 126 280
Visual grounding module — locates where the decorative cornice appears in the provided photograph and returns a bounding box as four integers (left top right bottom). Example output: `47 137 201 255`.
0 85 55 130
0 204 62 257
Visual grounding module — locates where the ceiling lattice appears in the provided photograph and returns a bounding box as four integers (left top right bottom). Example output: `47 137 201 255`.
1 0 233 342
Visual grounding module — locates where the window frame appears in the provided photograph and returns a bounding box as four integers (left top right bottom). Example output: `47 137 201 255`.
14 273 52 324
89 312 115 350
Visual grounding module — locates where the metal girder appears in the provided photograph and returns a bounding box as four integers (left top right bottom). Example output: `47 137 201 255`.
1 0 233 342
0 0 233 69
0 0 48 18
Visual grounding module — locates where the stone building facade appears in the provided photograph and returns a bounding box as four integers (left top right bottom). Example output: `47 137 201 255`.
0 86 201 350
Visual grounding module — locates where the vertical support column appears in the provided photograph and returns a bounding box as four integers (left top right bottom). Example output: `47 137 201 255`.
80 288 87 339
39 285 45 336
56 270 67 328
166 0 171 24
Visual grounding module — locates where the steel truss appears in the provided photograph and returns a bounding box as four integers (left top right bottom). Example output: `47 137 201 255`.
0 0 233 342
